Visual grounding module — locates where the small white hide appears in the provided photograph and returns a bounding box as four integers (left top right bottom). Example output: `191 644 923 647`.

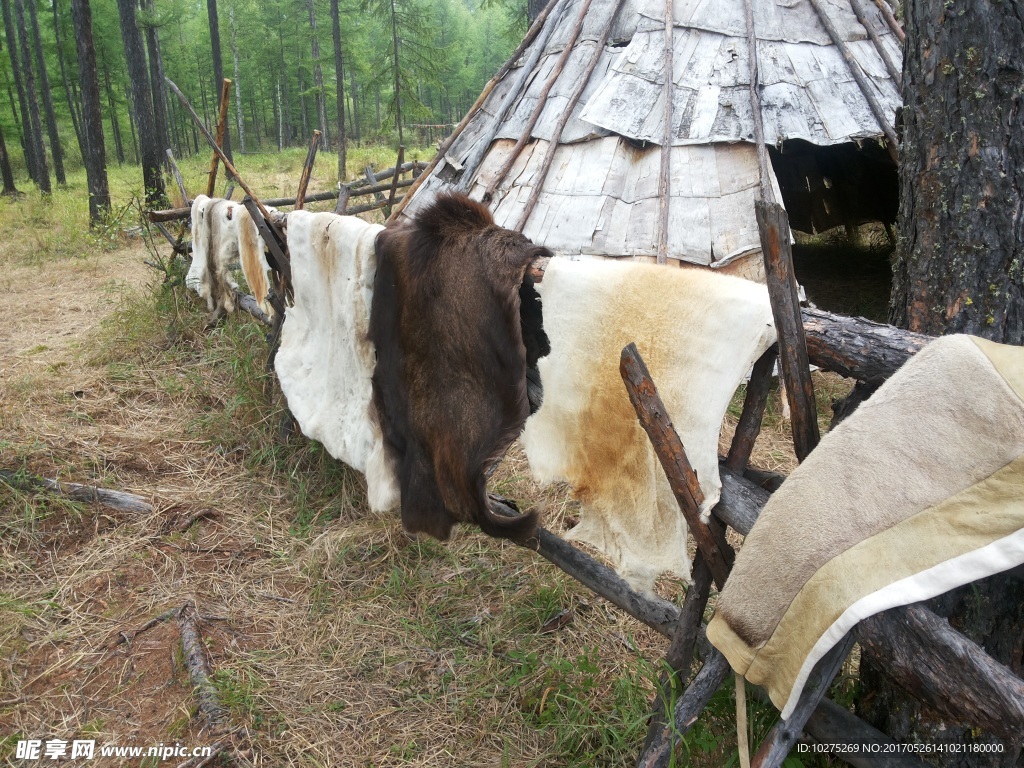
187 196 240 318
521 259 777 594
275 211 399 513
235 205 277 318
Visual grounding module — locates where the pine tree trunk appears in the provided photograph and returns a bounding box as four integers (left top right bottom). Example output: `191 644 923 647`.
350 67 359 145
115 0 165 206
275 79 283 151
124 85 139 164
387 0 402 146
142 0 170 159
869 0 1024 763
229 3 244 153
206 0 231 161
13 0 50 192
102 58 125 165
307 0 328 150
277 17 290 145
889 0 1024 343
27 0 65 184
52 0 84 158
330 0 345 181
70 0 109 224
0 121 20 195
1 0 39 182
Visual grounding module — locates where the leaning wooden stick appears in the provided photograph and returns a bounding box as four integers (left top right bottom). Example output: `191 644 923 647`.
387 146 404 215
725 346 779 473
165 148 189 205
750 634 856 767
619 343 735 589
206 78 233 197
166 78 276 227
295 130 321 210
638 556 714 762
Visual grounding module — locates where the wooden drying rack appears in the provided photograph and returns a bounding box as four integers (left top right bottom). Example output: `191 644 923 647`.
145 78 1024 768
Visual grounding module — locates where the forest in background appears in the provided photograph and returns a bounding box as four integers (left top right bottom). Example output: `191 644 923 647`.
1 0 524 188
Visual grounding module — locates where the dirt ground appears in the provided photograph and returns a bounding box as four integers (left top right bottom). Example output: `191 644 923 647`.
0 229 831 767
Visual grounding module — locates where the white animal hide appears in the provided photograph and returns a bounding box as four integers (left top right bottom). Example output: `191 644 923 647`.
275 211 399 513
234 205 277 318
521 258 777 594
187 195 240 318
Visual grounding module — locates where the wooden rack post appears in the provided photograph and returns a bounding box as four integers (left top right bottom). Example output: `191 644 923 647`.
295 131 321 210
757 201 820 462
725 345 779 473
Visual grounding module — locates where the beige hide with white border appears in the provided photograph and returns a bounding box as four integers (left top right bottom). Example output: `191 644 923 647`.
522 258 777 594
187 195 240 319
275 211 399 513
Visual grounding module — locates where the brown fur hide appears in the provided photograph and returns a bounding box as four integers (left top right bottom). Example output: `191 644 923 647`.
370 192 550 542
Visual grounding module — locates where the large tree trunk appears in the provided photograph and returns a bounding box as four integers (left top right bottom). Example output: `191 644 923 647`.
276 15 290 146
0 121 20 195
307 0 328 150
70 0 109 224
115 0 165 206
387 0 402 146
27 0 65 184
330 0 346 181
870 0 1024 763
142 0 171 159
229 3 244 153
889 0 1024 343
52 0 84 154
13 0 50 192
206 0 231 161
1 0 38 182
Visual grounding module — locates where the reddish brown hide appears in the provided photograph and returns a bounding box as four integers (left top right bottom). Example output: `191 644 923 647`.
370 192 549 542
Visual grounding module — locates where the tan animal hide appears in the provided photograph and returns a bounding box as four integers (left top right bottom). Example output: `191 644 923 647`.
234 205 276 318
707 335 1024 720
275 211 399 513
521 258 777 594
187 195 239 320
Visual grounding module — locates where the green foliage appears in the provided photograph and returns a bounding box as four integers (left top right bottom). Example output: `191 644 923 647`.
1 0 522 186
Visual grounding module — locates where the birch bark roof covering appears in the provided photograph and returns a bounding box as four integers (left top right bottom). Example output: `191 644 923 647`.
399 0 902 266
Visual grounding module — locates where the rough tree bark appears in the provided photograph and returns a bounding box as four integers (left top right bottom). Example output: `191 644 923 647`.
1 0 38 181
868 0 1024 763
142 0 171 159
330 0 346 180
889 0 1024 343
0 121 20 195
27 0 65 184
206 0 232 161
70 0 109 223
13 0 50 192
115 0 165 206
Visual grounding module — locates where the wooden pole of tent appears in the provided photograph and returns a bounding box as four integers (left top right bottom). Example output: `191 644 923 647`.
514 0 631 232
806 0 899 164
481 0 596 203
656 0 674 264
206 78 233 197
873 0 905 42
387 0 563 222
849 0 901 84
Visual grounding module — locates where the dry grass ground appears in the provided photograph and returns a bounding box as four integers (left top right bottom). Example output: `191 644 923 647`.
0 152 855 768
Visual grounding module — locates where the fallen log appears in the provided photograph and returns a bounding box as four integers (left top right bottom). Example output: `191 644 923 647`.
801 307 931 382
178 601 229 729
856 603 1024 742
0 470 152 513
